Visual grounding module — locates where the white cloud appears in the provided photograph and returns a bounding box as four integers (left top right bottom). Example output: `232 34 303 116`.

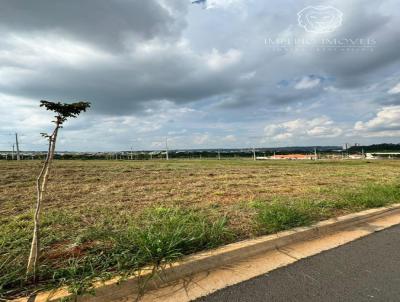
354 106 400 137
223 134 237 142
204 0 246 10
273 132 293 141
295 76 321 90
0 97 200 151
205 48 242 71
388 82 400 95
264 116 343 142
240 71 256 81
1 33 111 68
133 38 192 58
193 133 210 145
0 94 58 150
307 126 343 138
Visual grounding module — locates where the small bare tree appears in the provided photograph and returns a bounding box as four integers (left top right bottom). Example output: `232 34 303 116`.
27 100 91 279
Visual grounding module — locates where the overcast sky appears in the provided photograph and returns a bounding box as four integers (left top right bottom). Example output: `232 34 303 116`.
0 0 400 151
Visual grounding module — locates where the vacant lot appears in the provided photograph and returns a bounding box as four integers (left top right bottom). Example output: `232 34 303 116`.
1 159 400 299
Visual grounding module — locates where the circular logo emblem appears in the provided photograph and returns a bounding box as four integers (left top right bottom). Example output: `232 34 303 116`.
298 6 343 34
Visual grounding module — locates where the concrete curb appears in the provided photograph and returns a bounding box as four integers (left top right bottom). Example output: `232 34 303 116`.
14 203 400 302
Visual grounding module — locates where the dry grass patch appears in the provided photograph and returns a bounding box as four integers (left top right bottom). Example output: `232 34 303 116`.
1 159 400 299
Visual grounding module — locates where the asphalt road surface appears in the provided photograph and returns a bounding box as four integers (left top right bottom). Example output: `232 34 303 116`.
195 224 400 302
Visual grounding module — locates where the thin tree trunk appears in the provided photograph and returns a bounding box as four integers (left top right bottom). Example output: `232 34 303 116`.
27 123 60 279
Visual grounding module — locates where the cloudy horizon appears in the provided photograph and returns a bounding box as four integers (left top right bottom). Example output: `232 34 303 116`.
0 0 400 151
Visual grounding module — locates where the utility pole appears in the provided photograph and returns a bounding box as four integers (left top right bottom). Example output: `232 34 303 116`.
314 147 318 160
253 147 256 161
12 144 15 160
15 133 20 160
165 137 169 161
130 146 133 160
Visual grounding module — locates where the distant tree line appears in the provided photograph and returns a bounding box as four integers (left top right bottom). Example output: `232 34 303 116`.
348 144 400 153
2 144 400 161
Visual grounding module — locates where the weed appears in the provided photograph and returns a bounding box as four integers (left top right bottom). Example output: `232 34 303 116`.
342 183 400 209
254 201 314 234
0 206 231 299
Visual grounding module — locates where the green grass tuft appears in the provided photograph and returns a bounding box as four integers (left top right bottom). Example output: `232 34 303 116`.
0 207 232 299
342 183 400 209
112 207 232 270
254 201 314 234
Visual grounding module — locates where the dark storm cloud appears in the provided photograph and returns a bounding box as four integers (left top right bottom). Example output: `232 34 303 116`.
380 95 400 106
2 0 400 115
0 0 241 114
0 0 188 50
0 50 243 114
2 0 400 150
302 1 400 89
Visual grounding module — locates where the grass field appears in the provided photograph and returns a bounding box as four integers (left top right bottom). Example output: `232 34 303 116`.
1 159 400 299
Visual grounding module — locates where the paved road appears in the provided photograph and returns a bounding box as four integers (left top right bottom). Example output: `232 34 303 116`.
195 224 400 302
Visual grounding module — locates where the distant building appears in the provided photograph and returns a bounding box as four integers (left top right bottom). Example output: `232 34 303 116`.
348 154 364 160
257 154 316 160
366 153 400 160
